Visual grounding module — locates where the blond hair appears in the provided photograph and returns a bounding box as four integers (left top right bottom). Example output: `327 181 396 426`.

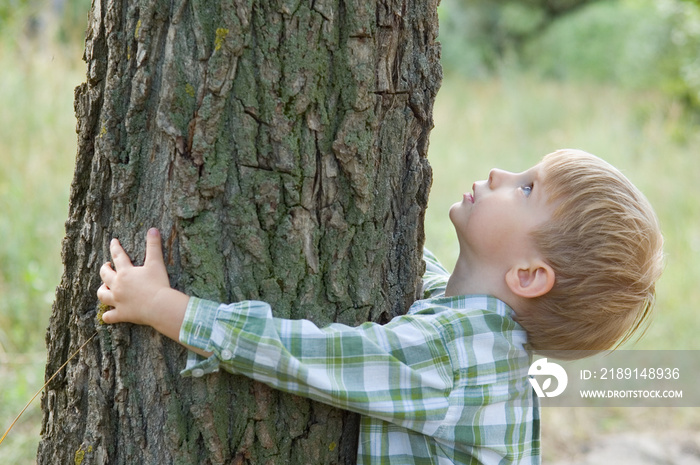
517 149 664 360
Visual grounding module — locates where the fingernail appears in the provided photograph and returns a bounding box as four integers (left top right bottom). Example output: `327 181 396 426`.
148 228 159 237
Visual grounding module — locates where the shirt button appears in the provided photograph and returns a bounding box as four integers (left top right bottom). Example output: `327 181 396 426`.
220 349 233 361
192 368 205 378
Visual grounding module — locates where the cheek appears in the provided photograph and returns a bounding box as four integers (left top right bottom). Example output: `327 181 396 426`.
450 203 485 246
453 206 514 257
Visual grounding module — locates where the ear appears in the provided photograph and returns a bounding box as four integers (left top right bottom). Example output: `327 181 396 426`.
505 260 555 299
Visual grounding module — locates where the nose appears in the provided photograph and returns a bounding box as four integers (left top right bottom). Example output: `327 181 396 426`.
488 168 512 188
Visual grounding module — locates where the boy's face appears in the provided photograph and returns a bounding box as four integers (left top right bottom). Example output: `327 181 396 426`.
449 163 553 270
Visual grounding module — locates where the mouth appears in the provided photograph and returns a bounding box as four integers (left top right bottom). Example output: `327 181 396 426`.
468 183 477 203
464 192 474 204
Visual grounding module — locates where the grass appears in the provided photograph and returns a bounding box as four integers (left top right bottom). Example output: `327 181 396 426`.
2 15 700 464
0 13 84 350
0 32 83 462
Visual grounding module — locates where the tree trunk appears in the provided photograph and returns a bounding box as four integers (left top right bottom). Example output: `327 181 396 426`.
39 0 440 463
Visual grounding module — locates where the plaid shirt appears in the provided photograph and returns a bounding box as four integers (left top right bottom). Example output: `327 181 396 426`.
180 250 540 464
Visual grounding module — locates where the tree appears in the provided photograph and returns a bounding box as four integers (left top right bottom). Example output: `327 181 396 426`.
39 0 441 463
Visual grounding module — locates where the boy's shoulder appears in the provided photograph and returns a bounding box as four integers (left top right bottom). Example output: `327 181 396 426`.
410 294 521 328
409 294 527 345
407 294 531 385
421 248 451 299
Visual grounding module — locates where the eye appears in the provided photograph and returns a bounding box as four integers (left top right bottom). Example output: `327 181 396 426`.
520 183 533 197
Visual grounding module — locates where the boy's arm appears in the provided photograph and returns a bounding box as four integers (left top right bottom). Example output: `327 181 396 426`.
97 231 453 428
97 228 211 358
178 295 456 429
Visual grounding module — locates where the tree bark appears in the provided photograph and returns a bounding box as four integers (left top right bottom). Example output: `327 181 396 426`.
39 0 440 463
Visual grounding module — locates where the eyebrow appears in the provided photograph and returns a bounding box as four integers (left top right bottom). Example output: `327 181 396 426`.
528 167 544 200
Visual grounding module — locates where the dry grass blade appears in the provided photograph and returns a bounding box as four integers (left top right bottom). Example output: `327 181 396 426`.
0 332 97 447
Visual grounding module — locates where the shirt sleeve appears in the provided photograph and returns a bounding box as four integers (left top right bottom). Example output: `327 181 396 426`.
422 248 450 299
179 297 455 434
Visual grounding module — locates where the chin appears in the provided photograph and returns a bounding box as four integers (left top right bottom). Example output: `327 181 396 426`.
448 202 459 224
448 199 468 222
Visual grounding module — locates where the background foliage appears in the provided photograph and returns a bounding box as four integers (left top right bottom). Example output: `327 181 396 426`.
440 0 700 107
1 0 699 462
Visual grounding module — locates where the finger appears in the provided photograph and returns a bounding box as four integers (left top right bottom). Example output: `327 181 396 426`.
99 261 115 285
101 309 119 325
110 238 133 270
144 228 166 269
97 283 114 306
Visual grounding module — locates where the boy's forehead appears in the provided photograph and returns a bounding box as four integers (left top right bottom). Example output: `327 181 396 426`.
525 162 546 181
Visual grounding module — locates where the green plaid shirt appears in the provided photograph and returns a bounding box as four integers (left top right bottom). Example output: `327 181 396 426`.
180 250 540 464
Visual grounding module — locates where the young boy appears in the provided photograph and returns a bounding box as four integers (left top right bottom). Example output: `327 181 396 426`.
97 149 664 464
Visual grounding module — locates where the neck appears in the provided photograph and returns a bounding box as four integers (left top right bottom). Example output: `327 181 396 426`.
445 253 518 311
445 253 491 297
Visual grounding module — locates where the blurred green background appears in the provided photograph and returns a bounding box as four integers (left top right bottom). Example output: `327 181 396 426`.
1 0 699 462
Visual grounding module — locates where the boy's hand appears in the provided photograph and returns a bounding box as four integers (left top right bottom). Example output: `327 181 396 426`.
97 228 208 356
98 228 184 328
